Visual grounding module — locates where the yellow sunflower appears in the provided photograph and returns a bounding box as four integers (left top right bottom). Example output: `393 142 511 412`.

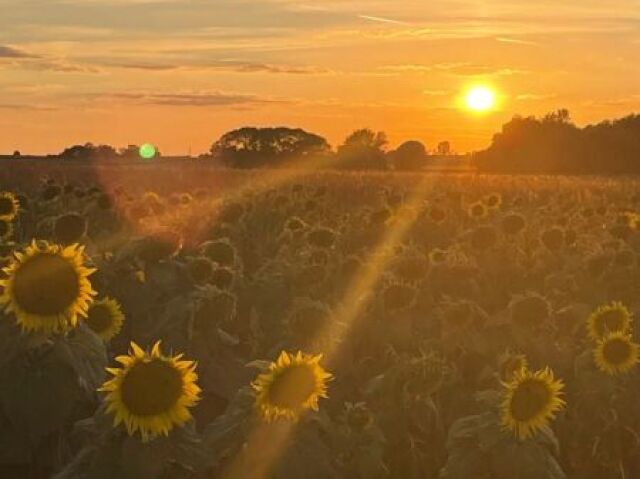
0 218 12 241
501 367 565 440
252 350 333 422
0 192 19 220
85 297 125 341
587 302 632 341
99 341 201 442
594 332 640 376
0 241 96 334
468 201 488 219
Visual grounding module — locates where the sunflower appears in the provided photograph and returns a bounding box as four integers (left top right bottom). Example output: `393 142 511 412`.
99 341 201 442
85 297 125 341
483 192 502 209
501 367 565 440
427 205 447 224
0 192 19 220
428 248 448 266
587 302 632 341
0 218 12 241
468 201 488 219
0 241 96 334
593 332 640 375
252 350 333 422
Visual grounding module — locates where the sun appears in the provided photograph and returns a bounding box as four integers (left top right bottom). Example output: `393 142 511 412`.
465 86 496 112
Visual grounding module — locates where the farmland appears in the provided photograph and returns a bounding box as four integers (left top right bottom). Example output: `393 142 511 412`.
1 163 639 479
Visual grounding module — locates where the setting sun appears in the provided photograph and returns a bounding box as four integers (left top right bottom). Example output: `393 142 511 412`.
465 86 497 112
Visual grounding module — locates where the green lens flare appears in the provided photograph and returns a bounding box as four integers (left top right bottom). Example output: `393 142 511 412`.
139 143 157 160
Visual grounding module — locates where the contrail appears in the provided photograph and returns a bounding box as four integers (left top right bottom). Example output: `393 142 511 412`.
358 14 410 25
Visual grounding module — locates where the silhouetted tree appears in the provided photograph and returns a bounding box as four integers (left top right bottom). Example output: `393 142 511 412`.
210 127 331 168
12 150 20 158
437 141 451 156
475 110 640 174
389 140 429 171
336 129 388 170
59 143 118 161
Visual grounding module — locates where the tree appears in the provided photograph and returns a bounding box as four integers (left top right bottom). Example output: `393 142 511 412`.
12 150 20 158
59 143 117 161
473 110 640 174
336 129 388 170
210 127 331 168
437 141 451 156
389 140 429 171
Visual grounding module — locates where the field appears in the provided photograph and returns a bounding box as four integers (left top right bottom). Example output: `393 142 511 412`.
1 163 640 479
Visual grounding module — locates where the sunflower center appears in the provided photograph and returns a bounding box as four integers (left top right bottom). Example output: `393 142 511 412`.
12 253 80 315
602 338 631 365
597 310 625 336
86 304 113 334
120 359 183 416
509 379 551 422
267 365 317 410
0 197 14 216
0 220 9 237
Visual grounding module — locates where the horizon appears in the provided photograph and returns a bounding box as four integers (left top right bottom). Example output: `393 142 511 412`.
2 0 640 155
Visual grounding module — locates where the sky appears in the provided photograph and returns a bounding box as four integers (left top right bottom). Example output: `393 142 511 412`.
1 0 639 155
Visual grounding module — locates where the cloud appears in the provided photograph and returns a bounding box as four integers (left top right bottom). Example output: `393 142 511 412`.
103 59 332 74
380 62 528 76
99 91 287 107
0 45 38 58
495 37 540 46
0 103 58 111
357 14 410 26
516 93 557 101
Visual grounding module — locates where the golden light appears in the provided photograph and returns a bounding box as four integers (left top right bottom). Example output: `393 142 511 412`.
465 86 496 112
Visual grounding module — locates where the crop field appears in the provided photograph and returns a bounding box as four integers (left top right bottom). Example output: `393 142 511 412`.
1 164 639 479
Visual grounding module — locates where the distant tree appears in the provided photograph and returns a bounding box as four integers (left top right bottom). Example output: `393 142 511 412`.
473 110 640 174
12 150 20 158
437 141 451 156
389 140 429 171
336 129 388 170
210 127 331 168
59 143 117 161
118 145 140 161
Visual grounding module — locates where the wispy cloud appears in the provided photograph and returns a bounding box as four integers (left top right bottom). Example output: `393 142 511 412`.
102 59 332 75
97 91 287 107
0 45 38 58
357 14 410 26
380 62 529 76
496 37 540 46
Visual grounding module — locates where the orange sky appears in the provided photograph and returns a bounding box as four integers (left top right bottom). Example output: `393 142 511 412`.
1 0 639 155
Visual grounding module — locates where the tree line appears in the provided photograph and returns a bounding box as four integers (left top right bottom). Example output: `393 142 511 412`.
473 110 640 174
46 128 451 171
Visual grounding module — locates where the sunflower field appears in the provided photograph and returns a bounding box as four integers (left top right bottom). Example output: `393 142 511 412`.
1 166 640 479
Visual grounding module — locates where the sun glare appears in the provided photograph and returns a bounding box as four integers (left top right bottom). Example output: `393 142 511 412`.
465 86 496 112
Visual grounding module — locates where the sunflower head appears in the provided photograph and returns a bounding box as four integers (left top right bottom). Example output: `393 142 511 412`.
594 332 640 375
428 248 448 266
541 227 565 252
382 282 417 313
54 213 87 245
0 192 20 220
587 302 632 341
252 350 332 422
502 213 526 235
0 241 96 334
187 257 214 285
428 205 447 224
85 297 125 341
0 218 13 241
99 341 201 442
468 201 488 219
501 367 565 440
483 193 502 209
